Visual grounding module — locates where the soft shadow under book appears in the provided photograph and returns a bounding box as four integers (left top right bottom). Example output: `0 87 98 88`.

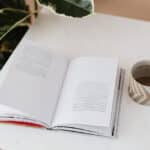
0 41 124 137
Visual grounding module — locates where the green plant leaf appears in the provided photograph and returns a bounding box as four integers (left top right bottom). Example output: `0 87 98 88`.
0 0 28 10
38 0 94 17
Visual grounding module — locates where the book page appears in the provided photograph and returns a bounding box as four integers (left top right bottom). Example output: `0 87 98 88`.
52 57 119 128
0 41 68 126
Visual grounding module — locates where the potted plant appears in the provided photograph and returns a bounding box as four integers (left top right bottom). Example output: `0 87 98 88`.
0 0 94 69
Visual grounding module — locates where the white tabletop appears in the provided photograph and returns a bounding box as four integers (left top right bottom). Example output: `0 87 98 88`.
1 8 150 150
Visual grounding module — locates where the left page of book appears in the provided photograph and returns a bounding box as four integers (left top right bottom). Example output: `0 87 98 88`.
0 41 68 127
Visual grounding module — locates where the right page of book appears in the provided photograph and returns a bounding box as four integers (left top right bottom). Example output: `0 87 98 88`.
52 57 119 128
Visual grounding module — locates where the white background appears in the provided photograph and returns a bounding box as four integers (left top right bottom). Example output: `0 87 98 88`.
0 8 150 150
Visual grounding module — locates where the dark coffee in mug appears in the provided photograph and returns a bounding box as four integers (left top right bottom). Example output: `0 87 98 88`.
132 63 150 86
137 77 150 86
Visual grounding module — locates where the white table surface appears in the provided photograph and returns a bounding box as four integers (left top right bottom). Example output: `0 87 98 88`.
1 8 150 150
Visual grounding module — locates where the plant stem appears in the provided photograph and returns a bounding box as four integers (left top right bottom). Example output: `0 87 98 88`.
0 8 29 14
0 14 30 40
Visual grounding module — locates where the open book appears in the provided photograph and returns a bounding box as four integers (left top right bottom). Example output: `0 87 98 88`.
0 41 124 137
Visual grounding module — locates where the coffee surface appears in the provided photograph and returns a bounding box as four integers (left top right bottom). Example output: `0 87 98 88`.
136 77 150 86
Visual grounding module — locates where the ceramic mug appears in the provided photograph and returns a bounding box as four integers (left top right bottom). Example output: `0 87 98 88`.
128 60 150 105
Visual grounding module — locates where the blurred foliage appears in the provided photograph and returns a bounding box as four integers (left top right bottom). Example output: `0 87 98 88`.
0 0 94 69
38 0 93 17
0 0 36 69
